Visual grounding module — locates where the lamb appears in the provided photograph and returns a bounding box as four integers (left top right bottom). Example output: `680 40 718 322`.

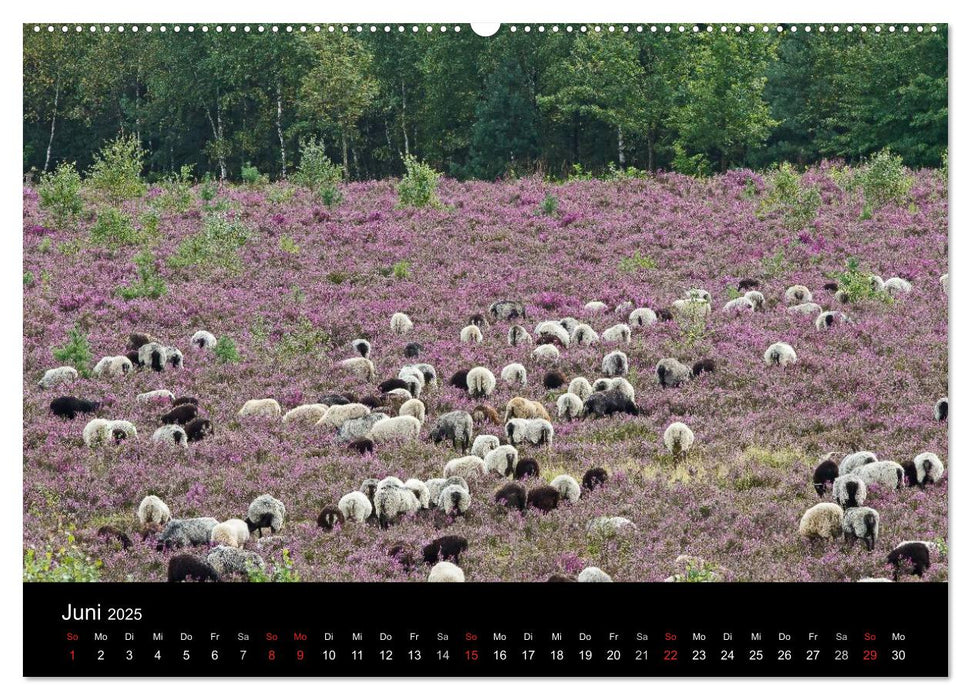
853 461 905 491
472 435 501 459
210 519 251 548
422 535 468 565
338 413 389 441
430 411 474 452
316 508 345 531
436 484 471 516
428 561 465 582
532 344 561 363
833 474 867 508
887 541 936 579
348 438 374 455
582 467 609 491
137 495 171 529
543 369 567 389
489 300 527 321
460 324 484 344
656 358 692 388
505 418 554 447
508 325 533 346
283 404 329 424
337 491 373 523
444 456 486 480
472 404 501 426
152 424 188 446
785 285 813 304
495 482 527 511
584 300 608 314
162 404 198 425
83 418 112 447
156 517 219 551
842 507 880 551
405 478 431 509
167 554 220 582
404 342 422 358
663 422 695 458
390 312 414 334
601 324 631 344
578 567 613 582
50 396 99 420
526 485 559 513
93 355 134 378
787 302 823 316
883 277 913 295
191 330 217 350
238 399 282 419
501 363 527 388
744 290 766 311
39 366 79 389
245 494 286 537
466 366 497 399
341 357 376 382
764 342 797 367
911 452 945 486
838 451 878 476
550 474 581 503
798 503 844 541
628 308 657 328
317 403 370 430
368 415 422 443
557 392 584 420
351 338 371 358
206 546 266 578
571 323 599 346
137 389 175 404
505 396 551 423
535 321 571 347
601 350 628 377
568 377 593 401
399 398 426 424
934 397 948 421
812 459 839 495
483 445 518 477
582 389 638 418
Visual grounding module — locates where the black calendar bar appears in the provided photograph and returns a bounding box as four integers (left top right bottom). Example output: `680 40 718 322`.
24 582 947 677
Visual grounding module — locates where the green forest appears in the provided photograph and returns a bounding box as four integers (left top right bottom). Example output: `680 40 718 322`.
23 24 947 181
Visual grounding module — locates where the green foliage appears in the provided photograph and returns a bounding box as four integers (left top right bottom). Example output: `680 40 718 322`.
214 336 241 364
241 162 269 187
671 143 711 177
246 548 301 582
276 318 330 360
669 557 721 583
90 207 139 247
267 183 297 204
857 149 914 210
138 209 161 238
832 257 892 304
23 271 35 286
168 213 255 271
154 165 194 212
618 251 657 273
760 248 792 279
605 163 649 180
539 193 559 216
293 138 345 196
566 163 593 182
199 177 218 203
37 162 84 228
397 155 441 208
279 235 300 255
23 528 102 582
117 249 167 300
38 237 52 254
87 134 146 202
757 163 822 230
52 326 93 377
469 58 540 179
391 260 411 280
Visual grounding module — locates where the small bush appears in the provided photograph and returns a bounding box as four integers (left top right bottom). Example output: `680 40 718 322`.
52 326 93 377
154 165 194 212
241 162 269 187
276 318 330 360
138 209 161 238
23 528 102 582
90 207 140 247
858 149 913 210
293 138 344 195
247 548 301 582
539 193 559 216
199 177 218 203
23 271 34 286
671 144 711 178
316 183 343 206
391 260 411 280
832 257 892 304
267 184 296 204
87 134 147 203
37 162 84 229
618 251 657 273
566 163 593 181
168 213 255 271
757 163 821 231
214 336 241 363
606 163 648 180
118 249 167 300
279 235 300 255
397 155 441 208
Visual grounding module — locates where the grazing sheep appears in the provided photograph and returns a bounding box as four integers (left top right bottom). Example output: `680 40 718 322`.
422 535 468 565
613 301 633 315
489 300 527 321
495 482 528 511
568 376 593 401
185 418 212 442
390 312 414 334
338 491 373 522
137 389 175 404
138 342 169 372
191 330 217 350
96 525 133 549
571 323 599 346
912 452 945 486
173 396 199 407
586 517 636 539
506 418 554 447
764 342 797 367
360 479 380 503
559 317 580 334
672 298 711 318
348 438 374 455
404 342 422 358
888 541 936 579
448 368 471 389
656 308 674 322
341 357 376 382
582 388 638 418
361 396 387 410
50 396 99 420
838 451 878 476
210 519 251 548
283 404 329 424
368 415 422 443
542 369 567 390
883 277 913 295
412 363 437 388
508 325 533 346
387 543 417 571
656 358 692 388
137 495 171 529
744 291 766 311
798 503 844 541
127 332 156 352
550 475 581 504
738 278 761 291
399 398 426 424
437 484 471 516
238 399 281 419
467 313 490 330
833 474 867 508
107 420 137 442
338 413 389 441
351 338 371 358
628 308 657 328
428 561 465 582
156 517 219 551
460 324 484 344
245 494 286 537
526 485 560 513
535 321 571 347
813 459 839 495
404 478 431 509
319 394 352 406
425 479 447 506
501 363 528 388
206 546 265 577
602 324 631 344
692 359 716 376
472 404 501 426
814 310 848 330
484 445 518 477
663 422 695 458
934 397 948 421
93 355 134 378
168 555 220 582
557 392 584 420
466 366 497 399
39 366 79 389
379 378 410 393
151 424 188 446
582 467 609 491
584 300 608 313
472 435 501 459
578 567 613 583
532 344 561 363
163 346 184 369
444 456 486 480
853 461 905 491
601 350 629 377
785 285 813 304
788 302 823 316
505 396 551 423
430 411 474 452
317 403 371 430
316 508 345 531
723 296 757 313
82 418 111 447
162 404 198 425
842 508 880 551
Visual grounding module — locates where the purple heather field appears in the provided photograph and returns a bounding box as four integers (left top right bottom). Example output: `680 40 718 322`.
22 167 948 582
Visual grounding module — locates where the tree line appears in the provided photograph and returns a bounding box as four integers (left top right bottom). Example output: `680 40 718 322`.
23 25 947 181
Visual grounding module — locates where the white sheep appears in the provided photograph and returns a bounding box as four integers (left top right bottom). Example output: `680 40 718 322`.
815 310 849 330
601 350 629 377
663 422 695 457
38 366 78 389
744 290 766 310
374 485 421 527
586 517 636 539
210 519 250 548
913 452 945 485
338 491 373 522
869 275 886 292
615 301 634 316
559 317 581 334
883 277 913 295
508 325 533 346
398 366 425 398
723 296 757 313
93 355 133 378
466 367 497 399
152 424 188 446
785 285 813 304
656 358 692 387
934 397 948 421
414 363 438 388
578 566 613 582
532 344 561 363
444 456 486 480
107 420 137 441
628 308 658 328
788 302 823 316
340 357 376 382
940 273 948 293
317 403 370 430
472 435 501 459
82 418 111 447
672 298 711 319
602 323 631 344
428 561 465 582
351 338 371 358
238 398 282 418
163 346 184 369
568 377 594 401
460 324 484 344
798 503 844 540
557 392 584 420
534 321 571 347
853 461 905 490
833 474 867 508
571 323 599 346
368 415 422 443
137 389 175 404
404 478 431 509
390 312 414 334
584 301 608 314
191 330 217 350
505 418 554 448
437 484 471 515
339 413 389 442
501 363 528 388
842 507 880 551
283 404 329 424
838 451 878 476
550 475 581 504
399 398 426 424
764 342 797 367
245 494 286 537
137 495 171 529
592 377 635 401
207 546 265 577
483 445 518 477
378 476 406 490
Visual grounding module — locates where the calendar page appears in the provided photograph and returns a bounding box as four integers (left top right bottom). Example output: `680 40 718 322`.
22 21 948 677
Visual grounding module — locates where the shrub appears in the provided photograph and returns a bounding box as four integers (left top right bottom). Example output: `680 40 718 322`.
606 163 648 180
52 326 93 377
267 183 296 204
858 149 913 210
757 163 821 231
293 138 344 194
154 165 194 212
241 162 269 187
397 155 441 208
832 257 892 304
279 235 300 255
87 134 147 203
618 251 657 273
199 177 218 203
214 336 241 363
90 207 140 247
276 317 330 360
37 162 84 229
566 163 593 181
168 213 255 271
117 249 167 300
539 193 559 216
391 260 411 280
247 548 301 583
23 528 102 582
671 144 711 178
23 271 34 286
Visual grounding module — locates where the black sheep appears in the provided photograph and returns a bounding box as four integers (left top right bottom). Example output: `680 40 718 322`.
887 542 933 580
172 396 199 407
823 282 840 292
97 525 132 549
128 332 155 352
547 573 577 582
126 350 142 367
360 395 386 409
692 359 716 376
812 460 839 496
656 308 674 322
348 438 374 455
404 342 423 358
738 278 761 291
494 482 527 511
448 368 471 389
316 508 345 531
387 542 417 572
935 398 948 421
50 396 99 420
320 394 351 406
515 458 541 480
185 418 213 442
527 486 560 513
378 378 410 393
582 467 609 491
543 369 568 390
582 389 638 418
161 404 198 425
167 554 220 583
422 535 469 565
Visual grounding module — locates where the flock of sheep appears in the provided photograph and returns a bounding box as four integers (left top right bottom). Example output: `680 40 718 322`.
38 271 947 583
